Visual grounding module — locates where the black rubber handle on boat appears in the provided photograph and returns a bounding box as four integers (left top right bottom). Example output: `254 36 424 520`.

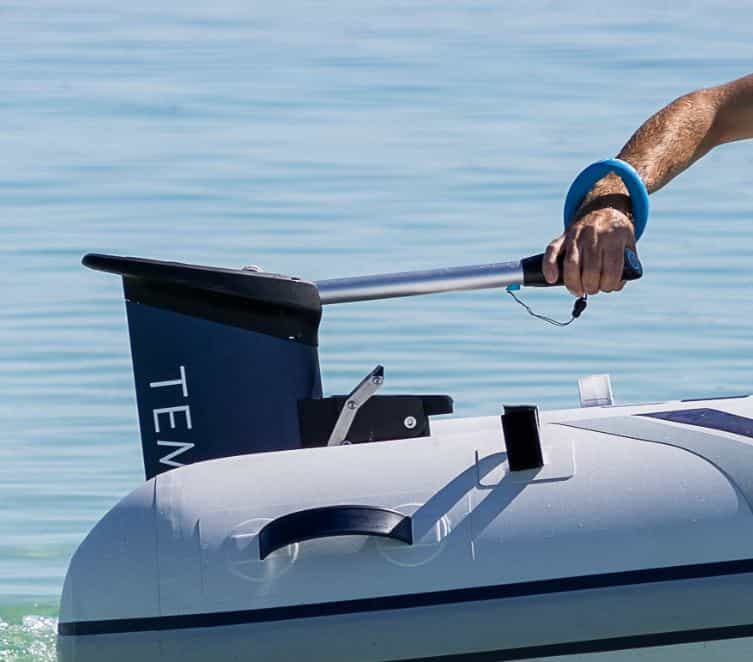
257 505 413 559
521 247 643 287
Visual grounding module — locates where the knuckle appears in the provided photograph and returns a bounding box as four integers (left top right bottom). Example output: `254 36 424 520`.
582 269 600 291
583 276 599 290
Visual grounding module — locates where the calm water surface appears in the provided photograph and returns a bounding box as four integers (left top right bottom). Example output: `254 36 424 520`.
2 1 753 658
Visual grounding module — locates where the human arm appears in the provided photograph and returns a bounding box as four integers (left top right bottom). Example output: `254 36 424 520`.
543 73 753 296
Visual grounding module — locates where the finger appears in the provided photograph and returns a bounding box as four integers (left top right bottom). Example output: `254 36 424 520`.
563 239 583 297
601 242 626 292
543 235 566 284
580 229 602 296
614 236 638 292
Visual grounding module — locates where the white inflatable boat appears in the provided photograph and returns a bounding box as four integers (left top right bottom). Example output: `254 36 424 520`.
57 252 753 661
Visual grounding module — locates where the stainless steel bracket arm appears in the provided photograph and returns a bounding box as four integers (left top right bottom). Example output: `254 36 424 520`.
327 365 385 446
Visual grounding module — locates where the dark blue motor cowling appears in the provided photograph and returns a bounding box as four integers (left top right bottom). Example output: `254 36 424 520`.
83 254 323 479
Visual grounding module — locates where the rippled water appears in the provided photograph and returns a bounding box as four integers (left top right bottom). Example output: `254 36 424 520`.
2 1 753 658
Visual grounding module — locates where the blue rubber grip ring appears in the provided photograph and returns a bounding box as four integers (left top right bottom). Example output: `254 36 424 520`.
563 158 649 241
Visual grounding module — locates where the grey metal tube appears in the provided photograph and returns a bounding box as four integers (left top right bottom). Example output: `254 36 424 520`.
316 260 524 305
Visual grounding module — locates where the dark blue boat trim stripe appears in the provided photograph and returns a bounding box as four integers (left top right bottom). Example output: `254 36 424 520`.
397 622 753 661
57 557 753 637
642 407 753 439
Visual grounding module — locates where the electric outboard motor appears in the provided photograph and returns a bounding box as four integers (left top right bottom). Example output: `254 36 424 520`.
83 254 322 478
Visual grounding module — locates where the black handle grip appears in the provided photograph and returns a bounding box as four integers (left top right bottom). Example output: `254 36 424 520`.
258 505 413 559
521 247 642 287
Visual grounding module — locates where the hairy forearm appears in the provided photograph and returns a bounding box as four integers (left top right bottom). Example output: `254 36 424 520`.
585 74 753 209
618 89 720 193
583 90 720 213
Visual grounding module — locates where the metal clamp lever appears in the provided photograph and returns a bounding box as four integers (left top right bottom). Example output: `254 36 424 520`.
327 365 384 446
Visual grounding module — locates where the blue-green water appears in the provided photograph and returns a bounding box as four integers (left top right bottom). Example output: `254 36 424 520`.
2 2 752 659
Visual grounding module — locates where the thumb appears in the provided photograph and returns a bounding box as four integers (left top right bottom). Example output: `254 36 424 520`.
543 235 566 284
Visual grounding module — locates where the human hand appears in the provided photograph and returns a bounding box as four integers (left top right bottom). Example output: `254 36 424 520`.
543 201 637 297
